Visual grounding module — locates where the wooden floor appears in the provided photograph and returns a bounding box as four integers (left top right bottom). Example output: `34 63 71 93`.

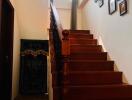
15 95 49 100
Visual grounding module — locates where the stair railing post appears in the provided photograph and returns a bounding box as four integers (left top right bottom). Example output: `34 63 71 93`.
62 30 70 100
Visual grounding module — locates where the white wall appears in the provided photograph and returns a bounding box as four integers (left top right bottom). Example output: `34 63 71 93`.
81 0 132 83
53 0 72 29
15 0 49 40
53 0 82 29
54 0 71 9
78 0 89 8
57 9 71 29
13 0 73 39
77 9 83 30
79 0 83 5
10 0 71 100
10 0 21 100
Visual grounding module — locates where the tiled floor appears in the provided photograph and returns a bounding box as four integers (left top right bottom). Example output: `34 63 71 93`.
15 95 49 100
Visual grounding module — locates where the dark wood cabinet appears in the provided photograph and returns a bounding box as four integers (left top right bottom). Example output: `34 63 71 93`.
20 40 48 95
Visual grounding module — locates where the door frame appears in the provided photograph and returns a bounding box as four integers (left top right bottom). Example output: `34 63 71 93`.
0 0 14 100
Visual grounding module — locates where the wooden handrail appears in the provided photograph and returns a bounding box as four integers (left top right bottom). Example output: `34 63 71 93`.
49 2 70 100
50 2 70 56
50 2 63 40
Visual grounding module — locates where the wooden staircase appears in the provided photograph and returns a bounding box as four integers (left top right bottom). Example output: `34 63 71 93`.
49 2 132 100
50 30 132 100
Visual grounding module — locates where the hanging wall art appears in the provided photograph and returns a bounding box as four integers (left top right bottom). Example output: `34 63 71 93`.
98 0 104 7
108 0 117 15
119 0 127 16
94 0 98 3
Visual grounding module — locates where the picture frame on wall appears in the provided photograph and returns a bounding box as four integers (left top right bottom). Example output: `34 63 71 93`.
119 0 127 16
98 0 104 7
94 0 98 3
108 0 117 15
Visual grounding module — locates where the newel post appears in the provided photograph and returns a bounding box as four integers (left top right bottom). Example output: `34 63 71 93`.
62 30 70 76
62 30 70 98
62 30 70 56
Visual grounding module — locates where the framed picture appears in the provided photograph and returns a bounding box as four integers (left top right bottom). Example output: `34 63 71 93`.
108 0 117 15
119 0 127 16
98 0 104 7
94 0 98 3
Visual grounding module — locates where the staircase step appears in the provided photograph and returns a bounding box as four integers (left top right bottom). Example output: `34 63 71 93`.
70 30 90 34
65 71 122 85
70 45 102 54
61 84 132 100
70 52 107 60
69 60 114 71
51 29 132 100
70 38 97 45
69 34 93 39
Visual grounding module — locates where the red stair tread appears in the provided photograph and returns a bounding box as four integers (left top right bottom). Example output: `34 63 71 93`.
69 34 93 39
69 60 114 71
69 30 90 34
69 60 114 63
66 71 123 85
70 38 97 45
69 38 97 40
69 66 114 71
70 45 102 53
64 84 132 99
70 52 108 60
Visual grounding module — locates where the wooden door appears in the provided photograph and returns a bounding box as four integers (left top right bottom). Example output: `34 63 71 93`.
0 0 14 100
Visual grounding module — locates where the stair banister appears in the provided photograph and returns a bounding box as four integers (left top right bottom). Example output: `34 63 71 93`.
50 2 70 100
50 2 63 39
50 2 70 55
